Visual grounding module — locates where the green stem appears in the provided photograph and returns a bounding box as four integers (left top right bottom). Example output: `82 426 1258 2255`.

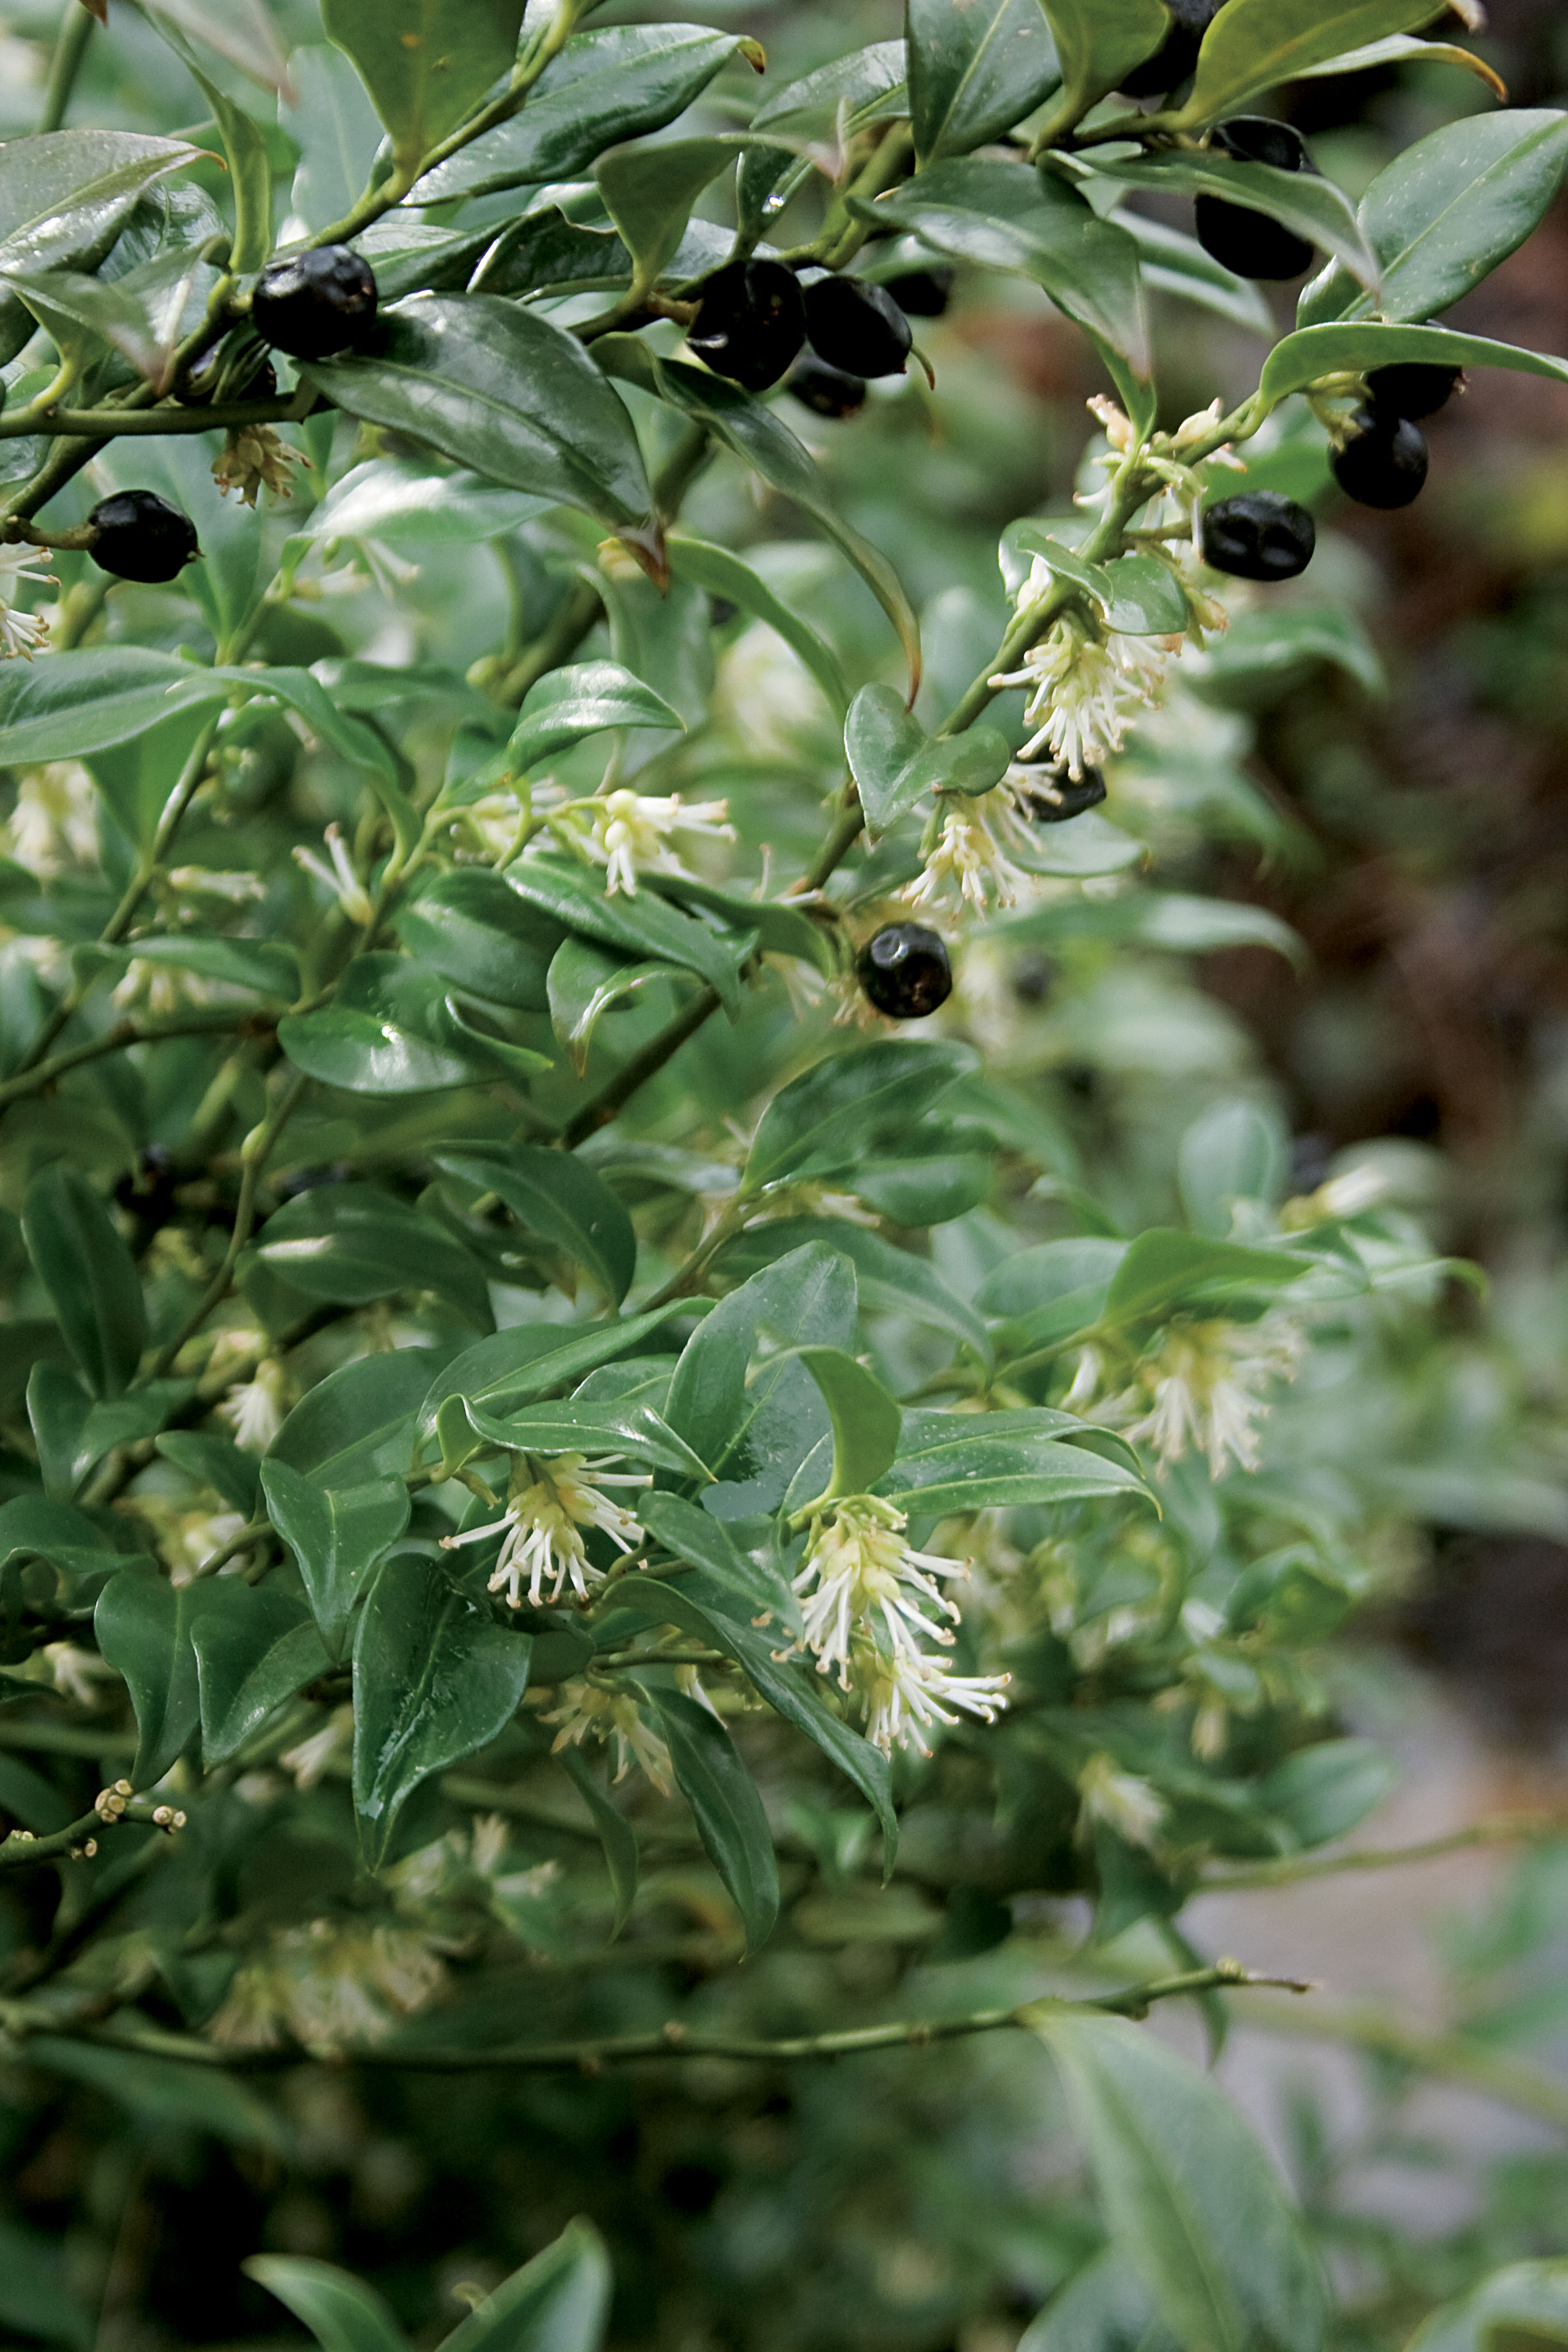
0 1011 264 1115
0 1810 102 1871
1205 1812 1568 1891
37 1 94 134
500 578 604 706
148 1071 309 1377
0 395 304 442
559 982 722 1150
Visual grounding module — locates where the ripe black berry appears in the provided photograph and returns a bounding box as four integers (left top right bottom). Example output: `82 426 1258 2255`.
1119 0 1224 98
1013 767 1108 823
1365 362 1462 421
1330 406 1428 509
87 490 199 584
785 356 866 419
858 924 953 1020
881 265 954 319
251 245 379 362
1200 491 1315 582
1195 116 1314 280
803 277 912 378
688 260 805 393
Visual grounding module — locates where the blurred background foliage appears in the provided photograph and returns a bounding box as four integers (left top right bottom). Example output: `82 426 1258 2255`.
5 3 1568 2349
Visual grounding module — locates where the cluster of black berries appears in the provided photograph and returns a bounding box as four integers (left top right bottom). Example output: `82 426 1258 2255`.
1329 362 1459 509
688 256 951 418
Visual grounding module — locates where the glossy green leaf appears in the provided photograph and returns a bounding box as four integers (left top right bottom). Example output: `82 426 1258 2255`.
458 1396 711 1483
435 1146 637 1307
1090 152 1378 289
1170 0 1442 128
795 1345 902 1500
94 1564 203 1784
395 868 561 1013
0 133 202 363
1019 2250 1180 2352
260 1460 411 1659
1406 2261 1568 2352
596 339 922 695
31 1373 193 1499
243 2257 410 2352
666 533 849 717
88 933 299 1003
0 1493 146 1588
880 1408 1148 1518
416 1301 704 1439
157 38 273 273
636 1491 793 1623
640 872 831 972
467 208 630 300
1101 1230 1308 1328
279 954 549 1093
22 1165 146 1401
321 0 525 172
440 2218 612 2352
1032 2010 1327 2352
743 1038 978 1193
269 1348 443 1488
1178 1101 1289 1235
502 857 748 1014
546 934 685 1074
353 1551 532 1866
639 1680 779 1949
845 683 1012 836
1038 0 1167 123
412 26 748 202
1292 33 1506 96
1100 555 1190 636
559 1748 640 1937
615 1562 897 1858
665 1244 857 1505
738 40 905 235
250 1183 492 1326
5 245 218 394
1260 320 1568 405
190 1579 330 1765
907 0 1060 163
596 135 731 296
716 1216 992 1362
0 647 226 765
301 296 657 536
1190 604 1385 701
508 660 684 772
866 158 1149 380
303 456 550 547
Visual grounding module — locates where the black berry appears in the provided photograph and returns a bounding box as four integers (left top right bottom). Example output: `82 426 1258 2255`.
1195 117 1314 280
785 356 866 419
1331 405 1428 509
858 924 953 1020
803 276 912 378
1200 491 1316 582
688 260 805 393
1013 767 1108 823
87 490 199 584
1365 362 1462 421
881 265 954 319
1119 0 1224 98
251 245 379 362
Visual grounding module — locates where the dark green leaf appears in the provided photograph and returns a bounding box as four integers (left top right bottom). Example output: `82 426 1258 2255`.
559 1748 639 1938
243 2257 410 2352
395 868 562 1013
795 1346 902 1500
1037 0 1168 124
439 2218 612 2352
320 0 525 173
94 1564 203 1784
300 295 657 537
845 683 1011 836
0 647 226 765
0 133 202 363
260 1460 411 1658
1121 214 1275 338
738 40 905 237
664 1244 857 1500
303 455 551 546
88 933 300 1003
0 1494 146 1588
638 1680 779 1950
715 1216 992 1361
0 2215 93 2352
176 55 273 274
508 660 684 772
1089 152 1377 289
596 135 731 296
1032 2010 1326 2352
279 954 550 1093
459 1396 711 1482
742 1038 977 1193
1100 555 1190 636
640 872 832 971
416 1302 706 1438
353 1552 532 1866
1260 319 1568 404
636 1491 793 1622
269 1348 443 1488
881 1408 1148 1518
502 857 748 1013
1101 1231 1310 1328
907 0 1060 163
250 1182 492 1328
411 26 748 202
22 1165 146 1400
435 1146 637 1308
1170 0 1441 128
546 934 686 1074
6 246 220 393
156 1431 261 1517
667 533 849 717
190 1579 330 1765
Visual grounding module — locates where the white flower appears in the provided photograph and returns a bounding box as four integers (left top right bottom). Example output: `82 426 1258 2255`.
544 1677 673 1794
1078 1751 1166 1847
281 1704 353 1791
8 761 96 874
112 956 217 1016
43 1642 118 1709
1098 1314 1304 1481
166 865 268 904
990 605 1170 779
440 1450 648 1610
0 543 56 660
218 1356 289 1452
792 1495 1009 1755
571 789 735 897
292 822 375 926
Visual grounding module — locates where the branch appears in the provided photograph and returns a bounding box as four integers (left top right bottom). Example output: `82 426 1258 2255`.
558 981 722 1149
1204 1812 1568 1891
0 396 305 442
1247 1995 1568 2133
0 1011 268 1113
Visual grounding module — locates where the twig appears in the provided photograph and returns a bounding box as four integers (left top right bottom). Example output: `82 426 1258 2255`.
1246 1995 1568 2132
0 1011 267 1114
558 982 722 1149
37 0 94 134
1204 1812 1568 1891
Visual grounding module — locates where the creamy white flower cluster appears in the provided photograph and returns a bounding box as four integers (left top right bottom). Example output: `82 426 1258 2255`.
440 1449 649 1611
1071 1313 1305 1482
792 1494 1009 1755
540 787 734 897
